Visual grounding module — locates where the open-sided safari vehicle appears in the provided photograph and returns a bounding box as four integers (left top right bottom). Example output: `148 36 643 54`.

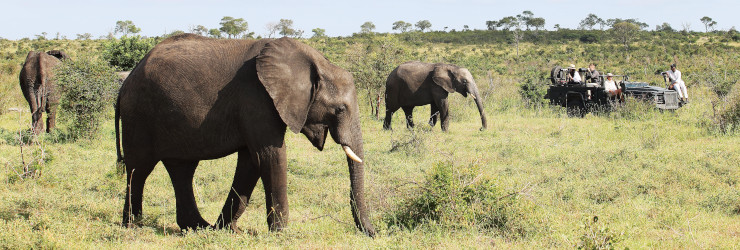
545 66 682 117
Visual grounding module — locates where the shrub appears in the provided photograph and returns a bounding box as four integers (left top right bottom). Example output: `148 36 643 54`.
54 54 119 139
385 161 540 238
101 35 156 70
577 216 624 249
715 83 740 133
518 69 548 109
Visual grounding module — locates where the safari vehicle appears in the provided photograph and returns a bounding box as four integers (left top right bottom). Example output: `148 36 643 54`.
545 66 682 117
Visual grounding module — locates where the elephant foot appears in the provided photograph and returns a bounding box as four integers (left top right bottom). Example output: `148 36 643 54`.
177 218 212 231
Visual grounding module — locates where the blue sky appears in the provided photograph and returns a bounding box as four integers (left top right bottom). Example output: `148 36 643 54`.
1 0 737 39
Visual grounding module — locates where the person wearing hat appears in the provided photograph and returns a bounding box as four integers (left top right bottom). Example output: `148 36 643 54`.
604 73 623 101
665 64 688 102
567 64 582 84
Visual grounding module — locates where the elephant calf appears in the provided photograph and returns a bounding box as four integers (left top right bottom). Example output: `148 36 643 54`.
383 61 487 131
19 50 69 134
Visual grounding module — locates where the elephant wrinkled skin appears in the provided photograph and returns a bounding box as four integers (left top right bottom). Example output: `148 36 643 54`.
383 61 487 131
115 34 375 236
19 50 69 134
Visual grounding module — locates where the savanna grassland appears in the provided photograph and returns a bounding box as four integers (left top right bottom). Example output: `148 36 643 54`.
0 30 739 248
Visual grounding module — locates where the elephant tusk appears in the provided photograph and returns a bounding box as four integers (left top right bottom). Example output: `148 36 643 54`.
343 145 363 163
469 93 477 100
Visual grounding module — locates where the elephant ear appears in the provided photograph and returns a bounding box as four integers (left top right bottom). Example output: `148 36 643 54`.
432 65 455 93
257 37 321 134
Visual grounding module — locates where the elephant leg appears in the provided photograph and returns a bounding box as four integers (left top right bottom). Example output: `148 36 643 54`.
45 102 56 133
434 98 450 132
162 159 210 230
122 157 157 227
429 104 440 127
31 110 43 134
383 106 399 130
402 106 415 129
215 150 261 232
257 144 289 231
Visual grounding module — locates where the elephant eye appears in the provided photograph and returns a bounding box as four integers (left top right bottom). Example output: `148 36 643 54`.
335 105 347 114
462 79 468 83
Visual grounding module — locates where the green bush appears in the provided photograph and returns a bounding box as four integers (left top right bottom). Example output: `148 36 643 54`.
101 35 156 70
54 54 119 139
386 161 541 238
518 69 548 109
716 83 740 133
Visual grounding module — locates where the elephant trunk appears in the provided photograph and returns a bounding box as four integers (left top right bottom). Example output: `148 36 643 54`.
344 114 376 237
470 84 488 130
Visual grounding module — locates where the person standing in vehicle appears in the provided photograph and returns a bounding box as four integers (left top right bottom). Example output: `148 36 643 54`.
567 64 581 83
604 73 623 101
665 64 688 102
586 63 600 84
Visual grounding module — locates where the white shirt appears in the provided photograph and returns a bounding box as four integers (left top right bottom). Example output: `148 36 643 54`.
604 79 617 92
665 69 682 84
572 71 582 83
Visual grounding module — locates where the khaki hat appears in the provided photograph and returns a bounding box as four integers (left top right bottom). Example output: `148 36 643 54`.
568 64 576 69
607 73 614 76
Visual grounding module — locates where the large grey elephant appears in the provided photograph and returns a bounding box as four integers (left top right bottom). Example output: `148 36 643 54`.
115 34 375 236
19 50 69 134
383 61 487 131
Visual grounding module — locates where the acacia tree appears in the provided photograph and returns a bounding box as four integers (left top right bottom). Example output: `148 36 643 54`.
114 20 141 36
190 25 208 36
579 14 603 30
486 20 499 31
208 29 222 38
416 20 432 32
265 22 280 38
219 16 248 38
520 10 534 30
529 17 546 31
360 21 376 34
701 16 717 32
392 21 412 32
278 19 303 38
311 28 326 38
612 21 639 52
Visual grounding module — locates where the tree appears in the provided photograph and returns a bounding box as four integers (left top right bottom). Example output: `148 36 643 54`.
277 19 303 38
655 23 674 32
606 18 648 30
392 21 413 33
208 28 222 38
415 20 432 32
611 21 639 52
700 16 717 32
360 21 376 34
114 20 141 36
529 17 546 31
190 25 208 36
219 16 248 38
579 14 603 30
554 24 561 30
463 25 470 31
520 10 534 30
496 16 518 31
265 22 279 38
486 20 499 31
311 28 326 38
76 33 92 40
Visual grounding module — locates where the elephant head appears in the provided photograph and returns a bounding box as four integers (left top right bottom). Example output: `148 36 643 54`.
432 64 488 130
256 37 376 236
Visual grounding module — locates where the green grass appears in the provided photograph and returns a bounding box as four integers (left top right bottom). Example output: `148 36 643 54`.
0 84 738 248
1 36 739 248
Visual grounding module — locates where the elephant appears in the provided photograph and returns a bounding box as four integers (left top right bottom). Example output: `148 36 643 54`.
115 34 375 237
383 61 487 131
19 50 69 134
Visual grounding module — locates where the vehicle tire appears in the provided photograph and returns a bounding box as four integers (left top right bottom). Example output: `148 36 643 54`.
566 99 586 118
550 66 563 84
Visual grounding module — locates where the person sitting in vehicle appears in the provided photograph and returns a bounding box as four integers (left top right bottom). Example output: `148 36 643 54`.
566 64 582 84
665 64 688 102
604 73 624 101
585 63 600 83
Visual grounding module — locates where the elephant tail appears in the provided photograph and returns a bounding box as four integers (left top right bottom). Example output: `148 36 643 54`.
115 93 124 167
